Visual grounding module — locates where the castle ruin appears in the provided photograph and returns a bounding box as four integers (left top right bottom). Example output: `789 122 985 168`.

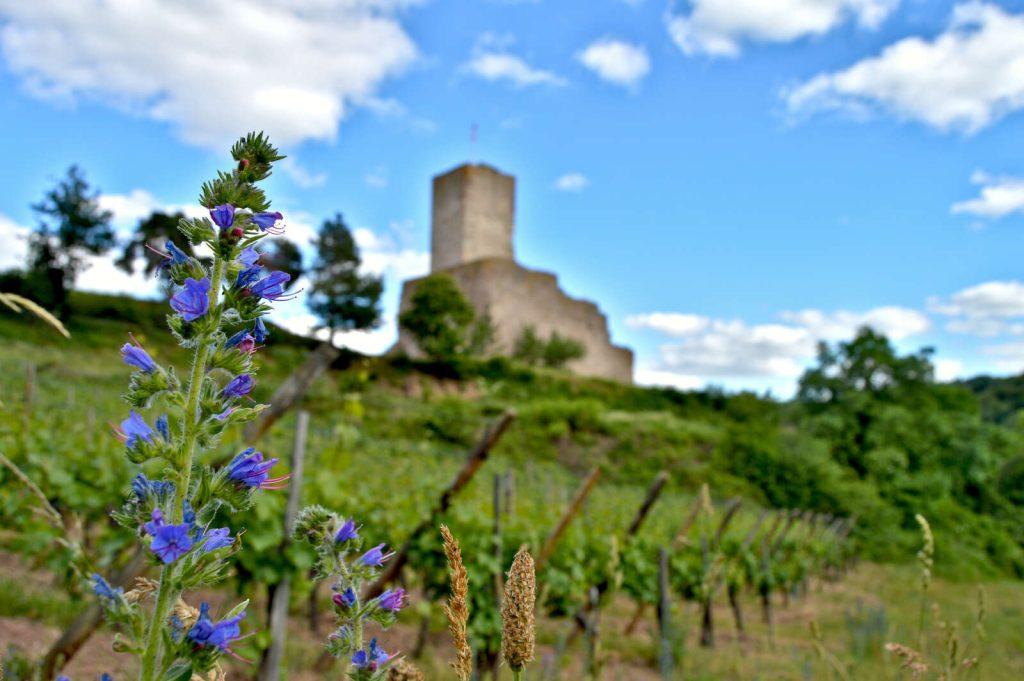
396 163 634 383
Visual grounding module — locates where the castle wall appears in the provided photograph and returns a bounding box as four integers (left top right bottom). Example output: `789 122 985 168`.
431 164 515 271
397 258 634 383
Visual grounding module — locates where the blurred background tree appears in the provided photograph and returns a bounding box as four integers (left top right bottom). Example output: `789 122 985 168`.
26 165 114 319
307 213 383 346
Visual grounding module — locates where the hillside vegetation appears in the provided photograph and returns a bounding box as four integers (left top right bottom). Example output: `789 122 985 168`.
1 291 1022 581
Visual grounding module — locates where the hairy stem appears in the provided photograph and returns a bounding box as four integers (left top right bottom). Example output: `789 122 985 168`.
138 258 226 681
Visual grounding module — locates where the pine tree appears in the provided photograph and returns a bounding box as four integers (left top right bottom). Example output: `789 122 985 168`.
307 214 383 346
27 165 114 318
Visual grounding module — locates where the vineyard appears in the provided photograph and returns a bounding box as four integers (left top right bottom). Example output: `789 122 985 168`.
1 289 1022 679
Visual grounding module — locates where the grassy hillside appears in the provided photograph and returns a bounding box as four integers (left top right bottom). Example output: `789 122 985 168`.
2 292 1023 679
1 291 1022 579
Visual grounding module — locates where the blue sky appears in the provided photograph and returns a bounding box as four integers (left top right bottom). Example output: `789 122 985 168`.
3 0 1024 395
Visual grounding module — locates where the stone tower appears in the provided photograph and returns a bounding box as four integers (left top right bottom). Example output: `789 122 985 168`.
397 163 634 384
431 164 515 271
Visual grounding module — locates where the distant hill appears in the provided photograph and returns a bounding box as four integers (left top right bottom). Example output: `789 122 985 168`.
960 374 1024 425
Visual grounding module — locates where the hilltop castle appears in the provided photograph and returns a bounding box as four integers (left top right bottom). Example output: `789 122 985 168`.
396 163 634 383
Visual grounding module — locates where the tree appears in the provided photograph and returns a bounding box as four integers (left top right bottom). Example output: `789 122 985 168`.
513 325 585 369
398 274 476 361
513 326 545 365
542 332 586 368
27 165 114 318
307 214 383 345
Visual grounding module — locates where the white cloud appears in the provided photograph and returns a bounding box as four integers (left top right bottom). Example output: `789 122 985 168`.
784 3 1024 134
554 173 589 192
779 306 930 341
666 0 897 58
634 368 704 391
463 35 566 88
627 312 709 337
952 170 1024 218
0 1 419 147
929 280 1024 336
0 214 31 270
77 253 161 299
631 305 930 384
98 190 206 232
933 358 965 382
280 158 327 190
577 39 650 88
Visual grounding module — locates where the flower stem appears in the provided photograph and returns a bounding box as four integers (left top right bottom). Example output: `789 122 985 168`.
138 258 226 681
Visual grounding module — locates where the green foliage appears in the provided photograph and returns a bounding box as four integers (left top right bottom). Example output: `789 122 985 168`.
307 214 383 341
399 273 477 361
513 326 586 368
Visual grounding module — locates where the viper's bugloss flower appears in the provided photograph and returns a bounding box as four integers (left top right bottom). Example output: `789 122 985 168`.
91 573 123 602
253 317 269 343
144 509 193 564
247 271 294 301
359 544 392 568
378 588 406 613
235 266 262 290
118 410 154 447
215 406 235 421
226 448 288 490
187 602 245 651
238 247 260 268
166 240 189 265
252 211 284 233
200 527 233 553
226 330 257 354
333 587 357 610
131 473 175 502
171 277 211 322
351 638 391 671
222 373 254 399
155 414 171 441
210 204 235 229
121 336 157 373
335 518 359 544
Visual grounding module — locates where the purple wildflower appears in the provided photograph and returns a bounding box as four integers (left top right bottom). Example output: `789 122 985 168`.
253 318 269 343
221 374 254 399
246 271 294 301
235 266 262 290
351 638 391 671
200 527 233 553
335 518 359 544
226 330 256 354
226 448 289 490
252 211 284 233
144 509 193 564
238 247 260 268
187 602 245 651
57 677 70 681
117 410 153 447
131 473 174 502
91 574 122 602
155 414 171 441
215 406 235 421
377 588 405 613
210 204 235 229
120 335 157 373
358 543 392 568
333 587 357 609
170 277 211 322
166 240 189 265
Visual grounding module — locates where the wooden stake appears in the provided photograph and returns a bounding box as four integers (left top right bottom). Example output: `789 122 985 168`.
257 410 309 681
536 467 601 571
244 342 340 442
